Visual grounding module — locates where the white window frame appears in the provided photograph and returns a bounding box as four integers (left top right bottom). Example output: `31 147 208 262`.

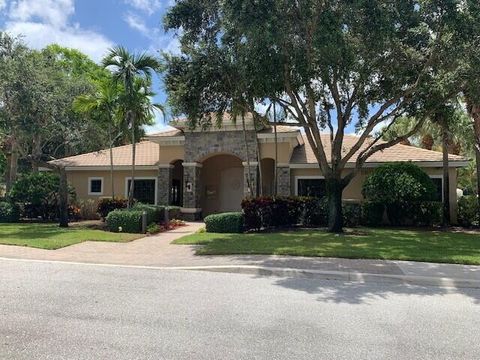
294 176 325 196
124 177 158 205
429 175 444 202
88 177 104 196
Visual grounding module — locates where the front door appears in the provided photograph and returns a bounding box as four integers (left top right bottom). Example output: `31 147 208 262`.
219 167 244 212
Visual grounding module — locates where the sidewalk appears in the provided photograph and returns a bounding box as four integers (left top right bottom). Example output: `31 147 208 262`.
0 222 479 288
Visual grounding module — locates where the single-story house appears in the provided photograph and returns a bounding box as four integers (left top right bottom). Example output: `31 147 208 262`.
51 114 468 222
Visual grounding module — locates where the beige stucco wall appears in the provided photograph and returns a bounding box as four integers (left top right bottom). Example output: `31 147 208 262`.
290 166 459 223
259 142 293 164
158 145 185 164
67 170 158 203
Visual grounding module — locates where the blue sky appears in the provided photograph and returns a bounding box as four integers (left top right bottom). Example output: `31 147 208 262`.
0 0 176 133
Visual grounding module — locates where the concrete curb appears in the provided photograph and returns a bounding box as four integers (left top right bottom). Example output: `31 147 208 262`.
1 257 479 289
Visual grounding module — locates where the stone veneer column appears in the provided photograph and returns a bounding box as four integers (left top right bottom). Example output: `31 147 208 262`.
157 165 173 205
182 162 202 220
276 165 291 196
243 162 258 198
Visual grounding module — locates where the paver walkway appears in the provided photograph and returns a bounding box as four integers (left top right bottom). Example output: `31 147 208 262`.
0 222 479 284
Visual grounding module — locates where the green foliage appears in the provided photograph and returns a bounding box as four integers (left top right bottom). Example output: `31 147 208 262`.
97 198 129 219
302 198 328 227
361 202 385 226
458 195 480 227
363 162 436 203
76 199 99 220
342 203 362 227
131 203 165 223
106 210 143 233
204 212 244 233
9 172 75 220
0 201 20 223
147 223 162 234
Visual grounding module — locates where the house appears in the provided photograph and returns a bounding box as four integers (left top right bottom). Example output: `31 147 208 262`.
51 114 468 222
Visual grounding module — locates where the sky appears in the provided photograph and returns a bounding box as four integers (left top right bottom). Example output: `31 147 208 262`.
0 0 177 133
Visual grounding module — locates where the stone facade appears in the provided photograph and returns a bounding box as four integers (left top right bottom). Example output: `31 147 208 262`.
182 163 202 217
184 131 257 163
277 166 291 196
157 166 172 205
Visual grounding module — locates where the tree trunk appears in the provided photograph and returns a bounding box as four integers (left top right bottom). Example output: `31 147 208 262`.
9 142 18 186
273 103 278 197
326 176 344 233
254 119 263 197
58 167 69 228
442 126 451 226
476 149 480 213
128 112 136 208
108 123 115 199
241 114 253 197
4 151 12 195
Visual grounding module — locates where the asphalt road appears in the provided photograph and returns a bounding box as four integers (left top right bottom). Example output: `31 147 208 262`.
1 259 479 360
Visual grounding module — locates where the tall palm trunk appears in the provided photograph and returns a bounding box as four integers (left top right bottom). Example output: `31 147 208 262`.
58 167 69 228
466 97 480 220
254 118 263 197
442 124 450 226
128 111 136 208
108 122 115 199
241 114 253 197
273 102 278 197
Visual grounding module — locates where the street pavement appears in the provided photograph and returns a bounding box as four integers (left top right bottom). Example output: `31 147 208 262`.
1 258 479 360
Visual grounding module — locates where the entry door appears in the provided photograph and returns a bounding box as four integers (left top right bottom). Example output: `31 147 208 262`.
220 167 244 212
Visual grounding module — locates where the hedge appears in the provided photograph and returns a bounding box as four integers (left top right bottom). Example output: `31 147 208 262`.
0 201 20 223
458 195 479 227
205 212 244 233
131 203 165 223
106 210 144 233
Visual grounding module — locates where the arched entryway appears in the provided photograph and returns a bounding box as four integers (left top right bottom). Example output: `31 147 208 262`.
170 159 183 206
200 154 244 216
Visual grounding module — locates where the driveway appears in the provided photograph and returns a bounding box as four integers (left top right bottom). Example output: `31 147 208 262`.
1 259 479 360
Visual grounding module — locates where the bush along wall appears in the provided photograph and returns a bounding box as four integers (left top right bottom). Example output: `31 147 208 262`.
362 162 442 226
204 212 244 233
458 195 480 227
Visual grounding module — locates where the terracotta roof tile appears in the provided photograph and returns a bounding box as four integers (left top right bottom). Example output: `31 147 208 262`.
291 134 467 164
51 141 159 167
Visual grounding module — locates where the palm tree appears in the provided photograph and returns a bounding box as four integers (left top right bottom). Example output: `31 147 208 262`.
73 78 122 198
102 46 160 208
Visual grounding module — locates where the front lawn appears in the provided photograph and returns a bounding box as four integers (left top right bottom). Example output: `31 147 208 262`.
0 223 142 250
174 228 480 265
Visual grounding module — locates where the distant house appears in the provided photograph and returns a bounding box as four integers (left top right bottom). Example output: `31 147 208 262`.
51 114 468 222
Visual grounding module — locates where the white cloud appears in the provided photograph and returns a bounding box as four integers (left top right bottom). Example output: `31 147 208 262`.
1 0 113 62
126 0 162 15
124 12 150 37
0 0 6 11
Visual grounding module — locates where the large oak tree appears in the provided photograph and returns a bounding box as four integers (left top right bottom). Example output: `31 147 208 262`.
163 0 470 232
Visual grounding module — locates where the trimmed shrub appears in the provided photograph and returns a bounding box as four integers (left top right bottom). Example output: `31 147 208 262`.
0 201 20 223
302 197 327 227
363 162 437 203
106 210 143 233
97 198 128 219
131 203 165 223
343 202 362 227
362 162 439 226
362 202 385 226
205 212 244 233
166 206 181 220
458 195 479 227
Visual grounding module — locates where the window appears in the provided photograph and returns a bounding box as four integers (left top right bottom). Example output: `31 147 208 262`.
126 178 156 204
430 176 443 202
88 177 103 195
296 177 326 198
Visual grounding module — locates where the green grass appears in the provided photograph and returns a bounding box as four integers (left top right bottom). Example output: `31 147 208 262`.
0 223 142 250
173 228 480 265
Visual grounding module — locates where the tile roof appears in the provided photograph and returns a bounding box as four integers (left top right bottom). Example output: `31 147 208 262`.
51 141 159 167
291 134 467 164
258 124 301 134
146 128 183 137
